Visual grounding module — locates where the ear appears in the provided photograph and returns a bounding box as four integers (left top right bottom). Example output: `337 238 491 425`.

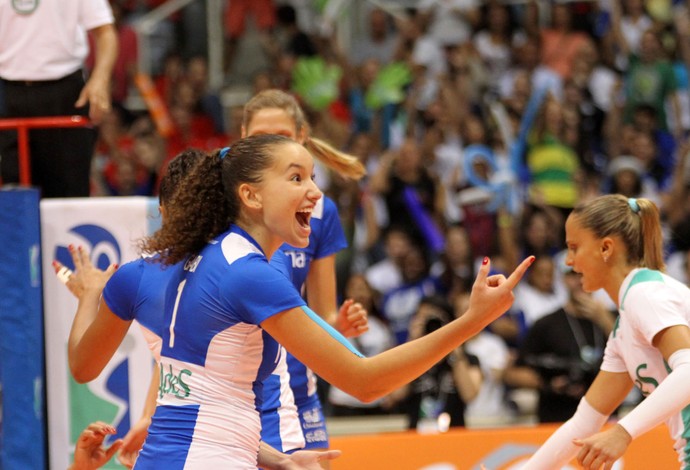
238 182 262 210
240 125 247 139
297 126 309 146
600 236 614 262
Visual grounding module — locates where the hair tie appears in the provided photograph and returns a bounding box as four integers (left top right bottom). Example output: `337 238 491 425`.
628 198 640 214
219 147 230 159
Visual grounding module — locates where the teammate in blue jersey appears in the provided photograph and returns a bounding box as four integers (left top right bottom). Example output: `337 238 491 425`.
58 149 206 467
241 89 369 456
136 134 533 469
60 149 338 470
62 149 205 377
525 195 690 470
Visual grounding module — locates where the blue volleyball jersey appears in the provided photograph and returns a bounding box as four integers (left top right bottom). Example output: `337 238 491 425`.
262 195 347 451
134 225 307 469
102 254 178 360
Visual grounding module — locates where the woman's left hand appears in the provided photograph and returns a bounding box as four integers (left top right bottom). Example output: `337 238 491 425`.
335 299 369 338
573 424 632 470
64 245 117 299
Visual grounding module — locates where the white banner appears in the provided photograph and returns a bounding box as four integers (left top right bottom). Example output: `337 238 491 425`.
41 197 161 470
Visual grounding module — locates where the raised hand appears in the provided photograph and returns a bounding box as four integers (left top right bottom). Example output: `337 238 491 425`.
464 256 534 334
55 245 117 299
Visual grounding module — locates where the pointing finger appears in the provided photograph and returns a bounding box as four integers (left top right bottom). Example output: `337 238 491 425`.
504 256 535 290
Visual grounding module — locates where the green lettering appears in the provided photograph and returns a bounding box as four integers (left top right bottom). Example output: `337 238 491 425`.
158 363 193 399
612 317 620 338
634 363 659 397
176 369 192 398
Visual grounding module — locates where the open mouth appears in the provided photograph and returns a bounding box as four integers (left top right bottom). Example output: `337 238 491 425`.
296 208 312 229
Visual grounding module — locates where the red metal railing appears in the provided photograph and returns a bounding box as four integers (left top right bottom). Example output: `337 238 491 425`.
0 116 92 186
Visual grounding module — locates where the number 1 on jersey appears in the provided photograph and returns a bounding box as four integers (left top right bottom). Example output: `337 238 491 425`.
169 279 187 348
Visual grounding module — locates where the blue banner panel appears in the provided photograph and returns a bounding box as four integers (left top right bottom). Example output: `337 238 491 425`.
0 188 46 470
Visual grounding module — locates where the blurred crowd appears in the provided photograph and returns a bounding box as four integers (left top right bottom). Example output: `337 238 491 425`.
85 0 690 428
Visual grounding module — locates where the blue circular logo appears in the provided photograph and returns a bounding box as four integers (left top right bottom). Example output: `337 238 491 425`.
54 224 121 270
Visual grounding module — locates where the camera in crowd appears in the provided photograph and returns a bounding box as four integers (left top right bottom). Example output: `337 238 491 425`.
525 351 602 392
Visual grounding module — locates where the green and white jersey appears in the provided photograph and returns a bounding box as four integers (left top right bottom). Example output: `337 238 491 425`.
602 268 690 467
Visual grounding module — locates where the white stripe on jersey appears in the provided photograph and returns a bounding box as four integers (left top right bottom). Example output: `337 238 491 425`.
221 232 263 264
275 347 306 451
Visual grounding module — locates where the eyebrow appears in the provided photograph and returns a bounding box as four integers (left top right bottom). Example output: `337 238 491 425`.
286 162 309 172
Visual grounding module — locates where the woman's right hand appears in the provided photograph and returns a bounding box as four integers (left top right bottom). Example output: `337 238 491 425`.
117 415 151 468
464 256 534 334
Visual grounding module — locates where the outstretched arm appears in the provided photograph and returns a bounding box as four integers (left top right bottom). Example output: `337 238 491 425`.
607 0 631 58
262 256 534 403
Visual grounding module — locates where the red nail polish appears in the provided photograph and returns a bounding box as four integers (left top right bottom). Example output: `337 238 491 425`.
530 255 536 264
114 264 119 269
68 244 74 251
52 260 58 268
482 257 489 265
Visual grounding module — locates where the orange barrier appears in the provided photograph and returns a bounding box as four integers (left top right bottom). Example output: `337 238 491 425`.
330 424 677 469
0 116 91 186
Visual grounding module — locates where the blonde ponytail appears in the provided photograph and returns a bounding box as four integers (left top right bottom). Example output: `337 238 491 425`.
306 137 366 181
636 198 665 271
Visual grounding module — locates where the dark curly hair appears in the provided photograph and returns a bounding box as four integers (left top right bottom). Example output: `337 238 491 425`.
158 148 207 206
142 134 295 265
